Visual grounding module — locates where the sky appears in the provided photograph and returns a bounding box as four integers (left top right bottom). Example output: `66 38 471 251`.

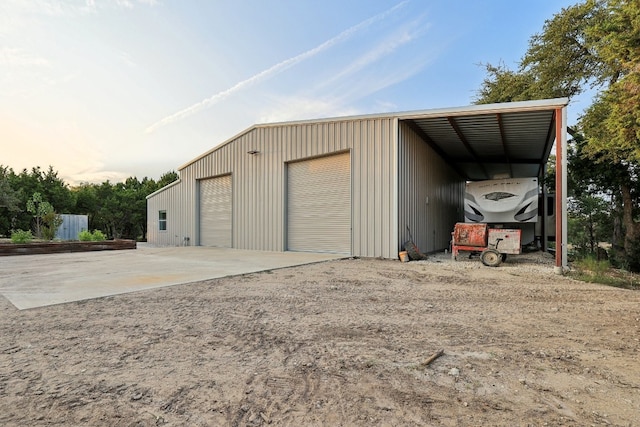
1 0 588 185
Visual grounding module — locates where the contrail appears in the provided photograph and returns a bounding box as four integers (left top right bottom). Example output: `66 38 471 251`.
320 18 427 91
145 1 408 134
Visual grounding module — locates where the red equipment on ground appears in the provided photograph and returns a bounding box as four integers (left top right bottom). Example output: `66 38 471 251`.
451 223 522 267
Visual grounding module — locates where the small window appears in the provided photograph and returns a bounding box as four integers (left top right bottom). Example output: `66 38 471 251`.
159 210 167 231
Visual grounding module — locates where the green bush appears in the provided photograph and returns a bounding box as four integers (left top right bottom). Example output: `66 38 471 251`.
42 211 63 241
11 229 34 244
79 230 107 242
569 255 638 289
78 230 93 241
574 255 610 275
91 230 106 241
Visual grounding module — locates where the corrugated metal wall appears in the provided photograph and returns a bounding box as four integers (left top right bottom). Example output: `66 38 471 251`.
147 118 397 257
147 180 193 246
55 214 88 240
397 121 465 253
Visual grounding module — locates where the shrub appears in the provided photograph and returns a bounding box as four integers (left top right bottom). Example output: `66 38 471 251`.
91 230 106 241
42 211 63 241
79 230 107 241
11 229 34 244
570 255 640 289
78 230 93 241
575 255 610 275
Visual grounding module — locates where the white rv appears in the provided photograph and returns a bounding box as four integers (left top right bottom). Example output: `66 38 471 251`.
464 177 553 245
464 177 539 224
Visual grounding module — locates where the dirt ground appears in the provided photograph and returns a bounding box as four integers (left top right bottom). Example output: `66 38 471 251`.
1 251 639 426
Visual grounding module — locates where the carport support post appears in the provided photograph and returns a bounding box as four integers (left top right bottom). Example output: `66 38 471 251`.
554 107 568 274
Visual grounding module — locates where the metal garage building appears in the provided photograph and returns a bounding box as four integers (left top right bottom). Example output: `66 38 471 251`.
147 98 569 269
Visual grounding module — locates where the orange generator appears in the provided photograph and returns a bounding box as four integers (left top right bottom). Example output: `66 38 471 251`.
451 223 522 267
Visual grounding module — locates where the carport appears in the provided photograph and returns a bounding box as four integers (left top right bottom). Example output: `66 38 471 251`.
398 97 569 272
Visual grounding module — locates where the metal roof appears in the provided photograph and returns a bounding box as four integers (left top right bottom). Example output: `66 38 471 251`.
397 98 568 181
179 98 569 181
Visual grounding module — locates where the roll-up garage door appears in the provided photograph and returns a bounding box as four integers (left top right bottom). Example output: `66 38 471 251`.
199 175 232 247
288 152 351 254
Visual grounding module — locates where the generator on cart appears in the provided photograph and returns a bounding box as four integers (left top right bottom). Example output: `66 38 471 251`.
451 223 521 267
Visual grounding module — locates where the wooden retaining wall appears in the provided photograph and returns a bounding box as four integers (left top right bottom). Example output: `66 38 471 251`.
0 240 137 256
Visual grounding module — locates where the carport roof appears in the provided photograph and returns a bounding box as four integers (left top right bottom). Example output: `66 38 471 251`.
396 97 569 181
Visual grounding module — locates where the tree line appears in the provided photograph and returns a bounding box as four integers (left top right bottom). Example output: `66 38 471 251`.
0 165 178 241
475 0 640 271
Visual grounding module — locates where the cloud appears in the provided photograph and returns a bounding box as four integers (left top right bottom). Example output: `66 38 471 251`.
321 18 429 89
63 168 132 186
0 47 50 67
373 100 398 112
115 0 134 9
144 1 410 134
2 0 156 16
27 0 65 16
258 97 361 124
85 0 158 12
255 18 433 124
256 56 428 125
118 51 137 68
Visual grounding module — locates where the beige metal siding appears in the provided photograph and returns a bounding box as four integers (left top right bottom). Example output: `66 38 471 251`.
199 175 232 247
287 152 351 254
398 121 465 253
148 117 397 258
146 180 194 246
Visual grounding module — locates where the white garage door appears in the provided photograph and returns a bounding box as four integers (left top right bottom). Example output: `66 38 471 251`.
288 152 351 254
199 175 232 247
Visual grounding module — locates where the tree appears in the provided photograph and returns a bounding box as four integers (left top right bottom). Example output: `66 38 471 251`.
71 183 99 230
67 171 178 240
0 166 21 235
520 0 611 97
475 1 610 103
475 0 640 270
574 0 640 268
0 168 20 210
26 192 59 239
42 211 64 241
4 166 177 241
568 194 612 256
157 170 179 188
3 166 75 234
474 63 547 104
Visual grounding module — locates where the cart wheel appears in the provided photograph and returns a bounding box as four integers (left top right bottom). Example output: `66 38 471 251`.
480 248 502 267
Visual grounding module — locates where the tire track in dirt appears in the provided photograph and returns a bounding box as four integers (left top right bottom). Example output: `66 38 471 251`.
1 254 639 425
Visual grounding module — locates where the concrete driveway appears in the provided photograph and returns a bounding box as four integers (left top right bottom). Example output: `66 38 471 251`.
0 245 343 310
